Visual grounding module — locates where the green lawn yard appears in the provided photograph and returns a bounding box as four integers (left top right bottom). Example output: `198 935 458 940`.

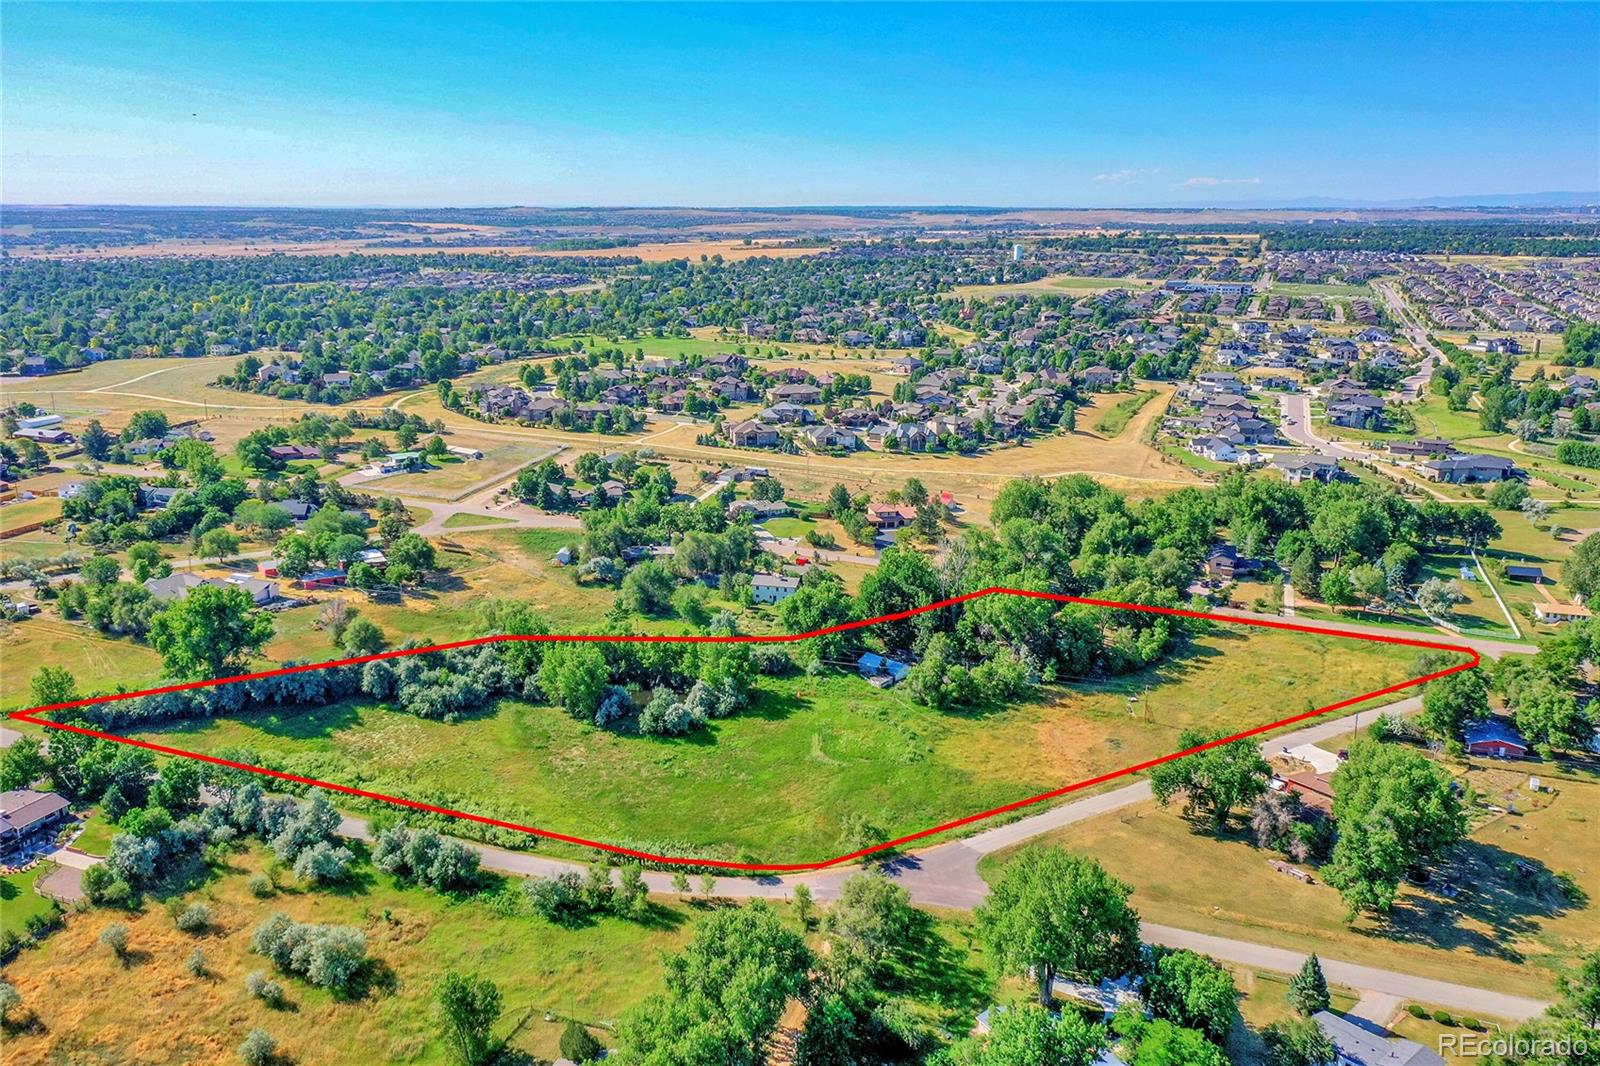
0 861 60 938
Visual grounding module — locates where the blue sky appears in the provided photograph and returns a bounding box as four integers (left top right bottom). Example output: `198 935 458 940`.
4 3 1597 207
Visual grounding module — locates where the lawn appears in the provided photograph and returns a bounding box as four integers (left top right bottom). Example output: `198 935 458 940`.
0 861 60 938
979 767 1600 1000
440 512 516 529
126 624 1427 865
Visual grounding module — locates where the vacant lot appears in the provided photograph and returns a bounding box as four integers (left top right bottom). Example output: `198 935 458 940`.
126 624 1425 864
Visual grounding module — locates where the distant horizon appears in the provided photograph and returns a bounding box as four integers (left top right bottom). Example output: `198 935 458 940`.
7 192 1599 213
5 3 1597 207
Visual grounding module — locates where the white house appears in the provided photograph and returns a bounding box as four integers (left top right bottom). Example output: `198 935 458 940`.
751 572 800 605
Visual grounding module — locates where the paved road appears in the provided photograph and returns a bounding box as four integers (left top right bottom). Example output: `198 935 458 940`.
1204 603 1535 661
1277 393 1369 462
1140 924 1547 1022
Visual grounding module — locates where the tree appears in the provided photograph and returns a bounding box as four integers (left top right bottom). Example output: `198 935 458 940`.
1419 669 1490 743
197 527 240 561
0 735 46 791
559 1020 604 1063
793 882 814 929
1111 1008 1227 1066
620 561 677 616
388 532 437 574
339 617 386 657
616 901 809 1065
127 542 169 582
976 847 1141 1007
1142 948 1239 1044
1323 739 1466 918
238 1028 277 1066
29 665 77 707
1147 730 1270 830
81 419 113 460
1513 678 1592 755
538 643 611 720
80 555 121 588
149 583 273 679
824 872 917 986
1261 1017 1336 1066
1287 954 1331 1017
1415 577 1468 620
1565 533 1600 601
855 546 941 652
435 970 503 1066
957 1001 1107 1066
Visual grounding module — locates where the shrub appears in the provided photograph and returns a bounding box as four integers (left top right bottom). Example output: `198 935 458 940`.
245 970 286 1008
99 921 130 960
238 1027 276 1066
250 914 367 994
523 871 587 923
176 902 212 933
560 1019 604 1063
1406 1003 1428 1019
1432 1009 1455 1026
1461 1017 1484 1031
248 874 274 898
186 946 207 977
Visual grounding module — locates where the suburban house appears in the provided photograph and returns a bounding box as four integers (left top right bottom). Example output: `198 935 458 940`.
751 572 801 605
725 420 780 449
1387 439 1456 459
266 443 322 462
1273 455 1340 484
1 789 74 862
1080 365 1118 390
1464 718 1531 759
1312 1011 1444 1066
866 503 917 529
1534 601 1592 625
1189 436 1240 463
1420 454 1518 483
727 499 790 521
1204 544 1261 580
1281 772 1336 814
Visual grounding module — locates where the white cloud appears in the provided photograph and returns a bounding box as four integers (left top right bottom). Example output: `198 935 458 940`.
1094 167 1154 183
1176 176 1262 188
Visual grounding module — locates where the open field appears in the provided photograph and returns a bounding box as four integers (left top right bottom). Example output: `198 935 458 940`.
347 441 562 501
1092 389 1156 436
947 273 1165 299
6 236 830 262
980 765 1600 1001
121 623 1427 864
0 494 63 534
1267 280 1374 298
0 842 996 1066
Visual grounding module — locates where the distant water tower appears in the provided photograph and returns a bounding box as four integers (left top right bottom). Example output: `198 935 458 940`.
1012 243 1023 262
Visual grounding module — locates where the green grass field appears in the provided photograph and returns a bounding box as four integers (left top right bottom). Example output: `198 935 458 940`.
1268 280 1374 298
1093 390 1156 437
440 512 516 528
126 626 1425 863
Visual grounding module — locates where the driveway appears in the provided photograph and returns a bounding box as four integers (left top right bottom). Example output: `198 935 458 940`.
1277 393 1369 462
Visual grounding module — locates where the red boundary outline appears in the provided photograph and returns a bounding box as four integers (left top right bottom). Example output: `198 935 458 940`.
8 588 1479 872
